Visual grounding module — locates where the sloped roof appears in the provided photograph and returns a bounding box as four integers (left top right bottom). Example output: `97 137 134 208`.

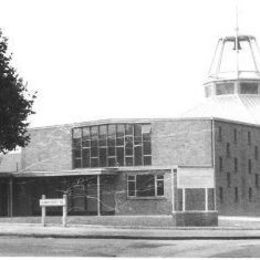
0 153 21 173
182 94 260 126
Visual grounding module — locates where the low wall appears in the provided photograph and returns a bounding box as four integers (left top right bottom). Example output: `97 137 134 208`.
174 211 218 226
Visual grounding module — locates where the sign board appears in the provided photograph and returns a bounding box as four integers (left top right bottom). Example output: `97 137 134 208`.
40 198 65 207
177 167 214 189
40 195 67 227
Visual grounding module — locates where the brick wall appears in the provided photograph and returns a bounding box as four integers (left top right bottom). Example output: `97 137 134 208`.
114 170 173 215
152 119 213 167
21 125 72 171
214 119 260 216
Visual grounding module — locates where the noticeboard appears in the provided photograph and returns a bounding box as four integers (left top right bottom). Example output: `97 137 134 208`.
40 198 65 207
177 167 215 189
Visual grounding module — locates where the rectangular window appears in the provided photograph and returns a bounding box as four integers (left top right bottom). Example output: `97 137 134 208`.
227 172 231 188
127 174 164 197
72 128 82 148
248 159 252 174
98 125 107 147
82 127 91 148
249 187 253 202
219 187 223 203
219 156 223 172
248 131 251 145
116 124 125 146
177 189 183 211
255 146 259 160
235 187 239 203
72 123 152 168
156 175 164 196
82 148 90 168
217 126 222 142
255 174 259 188
226 143 231 157
234 157 238 173
185 189 205 211
240 82 258 94
208 188 215 210
127 176 136 197
233 129 237 144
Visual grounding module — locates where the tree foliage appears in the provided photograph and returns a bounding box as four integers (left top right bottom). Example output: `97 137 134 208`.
0 29 36 153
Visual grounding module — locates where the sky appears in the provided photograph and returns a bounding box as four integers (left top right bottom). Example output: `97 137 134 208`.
1 0 260 127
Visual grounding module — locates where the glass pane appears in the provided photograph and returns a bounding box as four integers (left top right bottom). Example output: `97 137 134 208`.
91 126 98 136
216 83 234 95
108 146 116 156
240 82 258 94
108 136 116 147
143 141 151 155
144 156 152 166
91 158 98 168
82 149 90 168
136 175 155 197
116 147 124 166
116 124 125 146
157 180 164 196
185 189 205 211
134 124 142 138
108 157 116 167
117 124 125 137
128 176 135 181
73 149 81 158
99 125 107 146
108 124 116 136
73 128 81 148
208 188 215 210
134 146 142 166
125 136 133 156
142 124 151 134
116 137 124 146
91 146 98 157
128 181 135 196
99 148 107 167
125 124 134 135
82 127 90 148
126 157 133 166
73 158 82 169
73 128 82 138
177 189 183 211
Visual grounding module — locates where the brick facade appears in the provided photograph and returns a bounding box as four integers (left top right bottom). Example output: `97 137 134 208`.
214 119 260 216
21 125 72 172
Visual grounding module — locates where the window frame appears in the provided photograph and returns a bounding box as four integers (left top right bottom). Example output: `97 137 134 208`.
127 173 165 199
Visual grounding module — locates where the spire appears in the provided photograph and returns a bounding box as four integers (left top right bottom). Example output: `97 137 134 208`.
235 3 239 78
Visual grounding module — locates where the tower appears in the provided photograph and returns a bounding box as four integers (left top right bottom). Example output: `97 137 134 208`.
204 34 260 97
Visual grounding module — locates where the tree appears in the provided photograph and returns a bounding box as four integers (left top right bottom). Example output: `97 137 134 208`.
0 29 36 153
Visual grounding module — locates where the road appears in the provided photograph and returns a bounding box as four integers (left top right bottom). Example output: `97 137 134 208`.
1 236 260 257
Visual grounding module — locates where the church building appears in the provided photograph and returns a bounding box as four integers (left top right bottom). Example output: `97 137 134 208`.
1 32 260 226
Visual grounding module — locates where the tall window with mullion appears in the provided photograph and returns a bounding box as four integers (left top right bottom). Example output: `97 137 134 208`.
72 123 152 168
142 125 152 165
72 128 82 168
134 125 143 166
99 125 107 167
82 127 90 167
90 126 99 167
125 124 134 166
108 125 116 167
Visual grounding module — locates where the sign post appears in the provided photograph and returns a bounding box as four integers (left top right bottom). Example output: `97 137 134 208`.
40 194 67 227
41 195 46 227
62 194 67 227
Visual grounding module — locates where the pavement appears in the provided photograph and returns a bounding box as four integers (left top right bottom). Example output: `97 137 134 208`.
0 216 260 239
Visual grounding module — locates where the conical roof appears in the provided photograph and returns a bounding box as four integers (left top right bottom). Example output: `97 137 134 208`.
182 94 260 125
